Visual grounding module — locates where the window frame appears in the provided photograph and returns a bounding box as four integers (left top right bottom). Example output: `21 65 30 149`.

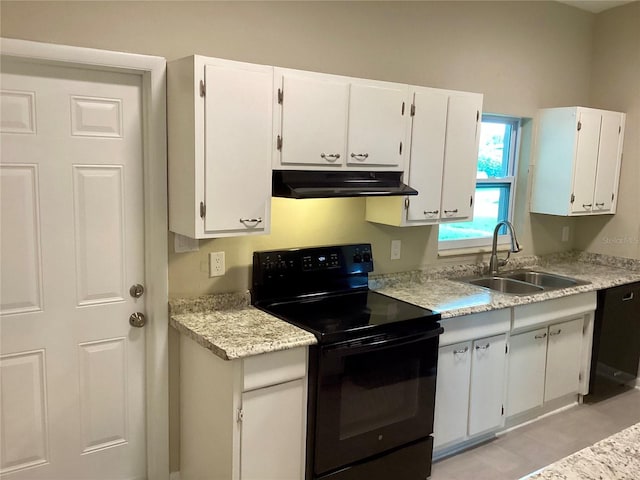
438 114 521 251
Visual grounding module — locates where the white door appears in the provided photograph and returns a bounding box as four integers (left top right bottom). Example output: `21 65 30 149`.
468 334 506 436
433 341 471 449
1 58 146 479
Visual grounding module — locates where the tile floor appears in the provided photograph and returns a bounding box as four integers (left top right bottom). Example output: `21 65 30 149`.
431 387 640 480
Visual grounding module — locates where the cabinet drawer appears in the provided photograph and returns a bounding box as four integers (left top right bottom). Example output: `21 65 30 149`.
243 347 306 392
512 292 596 332
440 309 510 347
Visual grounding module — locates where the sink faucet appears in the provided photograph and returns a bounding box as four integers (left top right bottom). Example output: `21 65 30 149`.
489 221 522 275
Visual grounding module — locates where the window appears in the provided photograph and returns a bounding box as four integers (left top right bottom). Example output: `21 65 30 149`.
438 115 520 250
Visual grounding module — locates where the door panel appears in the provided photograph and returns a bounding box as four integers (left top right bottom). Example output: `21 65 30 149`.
0 59 146 480
592 112 623 212
506 328 547 417
571 110 601 214
545 318 583 402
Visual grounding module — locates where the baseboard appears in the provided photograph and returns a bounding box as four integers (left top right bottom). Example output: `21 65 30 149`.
169 471 180 480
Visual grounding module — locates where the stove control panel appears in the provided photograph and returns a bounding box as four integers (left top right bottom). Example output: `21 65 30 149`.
252 244 374 293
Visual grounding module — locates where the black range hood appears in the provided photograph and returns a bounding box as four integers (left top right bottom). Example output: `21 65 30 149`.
272 170 418 199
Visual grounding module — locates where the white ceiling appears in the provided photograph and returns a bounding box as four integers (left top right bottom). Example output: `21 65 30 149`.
557 1 636 13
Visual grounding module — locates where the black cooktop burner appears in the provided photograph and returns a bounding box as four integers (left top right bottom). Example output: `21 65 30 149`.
259 289 440 343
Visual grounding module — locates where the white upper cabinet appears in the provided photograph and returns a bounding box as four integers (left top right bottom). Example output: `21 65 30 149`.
276 69 349 167
168 55 273 239
273 68 408 171
530 106 625 216
365 87 482 227
347 81 408 167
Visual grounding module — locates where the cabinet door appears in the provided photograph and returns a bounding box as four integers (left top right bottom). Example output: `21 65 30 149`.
592 111 624 213
347 81 408 167
440 93 482 221
277 70 349 167
571 109 601 214
506 328 547 417
406 88 448 223
241 379 306 480
468 334 506 437
545 318 583 402
433 341 472 449
204 62 272 234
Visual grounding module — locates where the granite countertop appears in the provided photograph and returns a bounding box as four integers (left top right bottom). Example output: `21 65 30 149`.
170 292 316 360
170 251 640 360
373 253 640 319
522 422 640 480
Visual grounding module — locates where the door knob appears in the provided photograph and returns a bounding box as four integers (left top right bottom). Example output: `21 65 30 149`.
129 312 146 328
129 284 145 298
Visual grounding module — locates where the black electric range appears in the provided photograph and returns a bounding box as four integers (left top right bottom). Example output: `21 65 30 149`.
251 243 443 480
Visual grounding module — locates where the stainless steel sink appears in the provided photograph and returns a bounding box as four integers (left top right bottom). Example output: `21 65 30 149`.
500 270 587 289
466 276 545 295
460 269 589 295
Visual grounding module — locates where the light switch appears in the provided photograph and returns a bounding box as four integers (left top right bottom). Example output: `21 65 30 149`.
391 240 401 260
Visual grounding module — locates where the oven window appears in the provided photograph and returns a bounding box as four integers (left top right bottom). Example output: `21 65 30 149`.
339 349 420 440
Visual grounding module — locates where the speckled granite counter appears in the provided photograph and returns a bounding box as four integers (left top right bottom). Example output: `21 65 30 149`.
170 292 316 360
171 252 640 360
373 252 640 318
522 422 640 480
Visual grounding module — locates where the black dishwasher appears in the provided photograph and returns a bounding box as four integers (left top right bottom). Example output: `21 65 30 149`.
587 281 640 401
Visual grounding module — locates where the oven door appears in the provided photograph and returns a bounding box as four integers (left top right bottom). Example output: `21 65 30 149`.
313 327 441 476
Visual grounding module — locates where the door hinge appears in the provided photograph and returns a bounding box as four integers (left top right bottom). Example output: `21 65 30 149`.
277 135 283 151
199 80 206 97
612 193 615 202
236 408 244 423
399 141 403 155
505 344 508 354
577 121 582 131
199 201 206 219
476 110 480 122
501 405 504 416
570 193 575 204
401 101 405 115
411 103 416 116
470 195 473 207
404 197 410 209
578 372 583 382
277 88 284 105
619 125 622 134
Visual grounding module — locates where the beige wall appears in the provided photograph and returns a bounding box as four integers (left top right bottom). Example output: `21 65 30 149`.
0 0 599 297
574 1 640 259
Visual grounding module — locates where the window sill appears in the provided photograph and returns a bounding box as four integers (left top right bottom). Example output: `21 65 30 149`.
438 244 511 258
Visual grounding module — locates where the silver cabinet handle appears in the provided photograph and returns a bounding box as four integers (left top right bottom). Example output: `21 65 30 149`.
595 202 605 207
453 346 469 355
443 209 459 215
320 153 341 161
623 292 634 301
350 153 369 160
582 204 592 208
534 333 547 339
424 210 439 216
239 217 263 227
549 329 562 336
475 343 490 350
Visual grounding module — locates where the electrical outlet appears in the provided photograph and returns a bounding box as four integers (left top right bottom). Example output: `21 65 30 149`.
209 251 225 277
391 240 401 260
562 226 570 242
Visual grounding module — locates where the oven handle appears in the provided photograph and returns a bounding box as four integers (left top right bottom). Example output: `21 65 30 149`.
322 327 443 356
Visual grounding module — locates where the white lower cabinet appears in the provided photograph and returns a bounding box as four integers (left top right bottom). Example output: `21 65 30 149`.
506 292 596 420
544 317 584 402
468 334 507 436
433 309 510 451
240 379 306 480
179 335 307 480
